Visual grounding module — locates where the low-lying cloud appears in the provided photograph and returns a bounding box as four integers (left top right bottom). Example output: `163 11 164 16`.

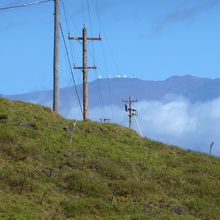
64 96 220 156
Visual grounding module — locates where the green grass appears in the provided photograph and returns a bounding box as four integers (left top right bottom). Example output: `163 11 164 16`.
0 97 219 219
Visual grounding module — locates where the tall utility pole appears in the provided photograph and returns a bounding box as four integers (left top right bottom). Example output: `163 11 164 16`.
123 97 138 128
53 0 60 113
69 25 101 120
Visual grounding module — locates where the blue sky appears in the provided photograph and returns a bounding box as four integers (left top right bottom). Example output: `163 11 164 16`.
1 0 220 95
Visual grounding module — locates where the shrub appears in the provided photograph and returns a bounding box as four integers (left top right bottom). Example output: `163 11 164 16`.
0 114 8 120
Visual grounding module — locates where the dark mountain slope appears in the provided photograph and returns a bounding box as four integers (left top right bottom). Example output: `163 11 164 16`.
6 75 220 111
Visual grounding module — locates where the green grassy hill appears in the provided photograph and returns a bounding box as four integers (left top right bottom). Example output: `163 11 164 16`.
0 97 219 220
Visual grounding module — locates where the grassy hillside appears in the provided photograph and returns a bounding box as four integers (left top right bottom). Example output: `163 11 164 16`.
0 97 219 220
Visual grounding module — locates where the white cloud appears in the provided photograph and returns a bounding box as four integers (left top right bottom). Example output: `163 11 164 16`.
64 97 220 156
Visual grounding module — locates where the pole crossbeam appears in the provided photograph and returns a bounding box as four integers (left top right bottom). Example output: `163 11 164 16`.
69 26 101 120
68 37 101 41
73 66 97 70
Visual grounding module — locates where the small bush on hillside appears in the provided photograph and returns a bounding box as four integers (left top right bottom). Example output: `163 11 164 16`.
0 114 8 120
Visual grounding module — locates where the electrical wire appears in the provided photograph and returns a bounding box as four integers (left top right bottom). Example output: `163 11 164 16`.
61 0 70 31
86 0 95 60
94 0 115 119
86 0 106 118
81 1 86 25
0 0 52 10
61 0 80 33
61 0 83 97
61 0 82 46
94 0 120 74
60 23 83 117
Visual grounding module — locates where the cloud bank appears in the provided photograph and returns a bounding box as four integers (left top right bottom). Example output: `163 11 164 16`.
64 96 220 156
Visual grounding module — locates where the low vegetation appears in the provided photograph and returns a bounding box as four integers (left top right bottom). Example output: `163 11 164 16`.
0 97 219 219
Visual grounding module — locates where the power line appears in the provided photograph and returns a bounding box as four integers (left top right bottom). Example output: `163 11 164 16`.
60 23 83 117
86 0 106 118
86 0 95 59
0 0 52 10
94 0 114 120
94 0 120 74
61 0 83 96
61 0 70 31
81 1 86 25
60 0 81 35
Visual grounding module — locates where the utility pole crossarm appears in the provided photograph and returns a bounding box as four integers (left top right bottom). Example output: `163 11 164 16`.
122 98 138 103
73 65 97 70
87 36 102 40
68 37 83 40
68 36 101 41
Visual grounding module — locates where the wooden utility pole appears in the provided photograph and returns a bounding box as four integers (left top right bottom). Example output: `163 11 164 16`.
123 97 138 128
69 25 101 120
209 142 214 155
53 0 60 113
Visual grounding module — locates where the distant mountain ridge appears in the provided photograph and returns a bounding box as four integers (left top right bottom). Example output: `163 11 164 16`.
6 75 220 112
